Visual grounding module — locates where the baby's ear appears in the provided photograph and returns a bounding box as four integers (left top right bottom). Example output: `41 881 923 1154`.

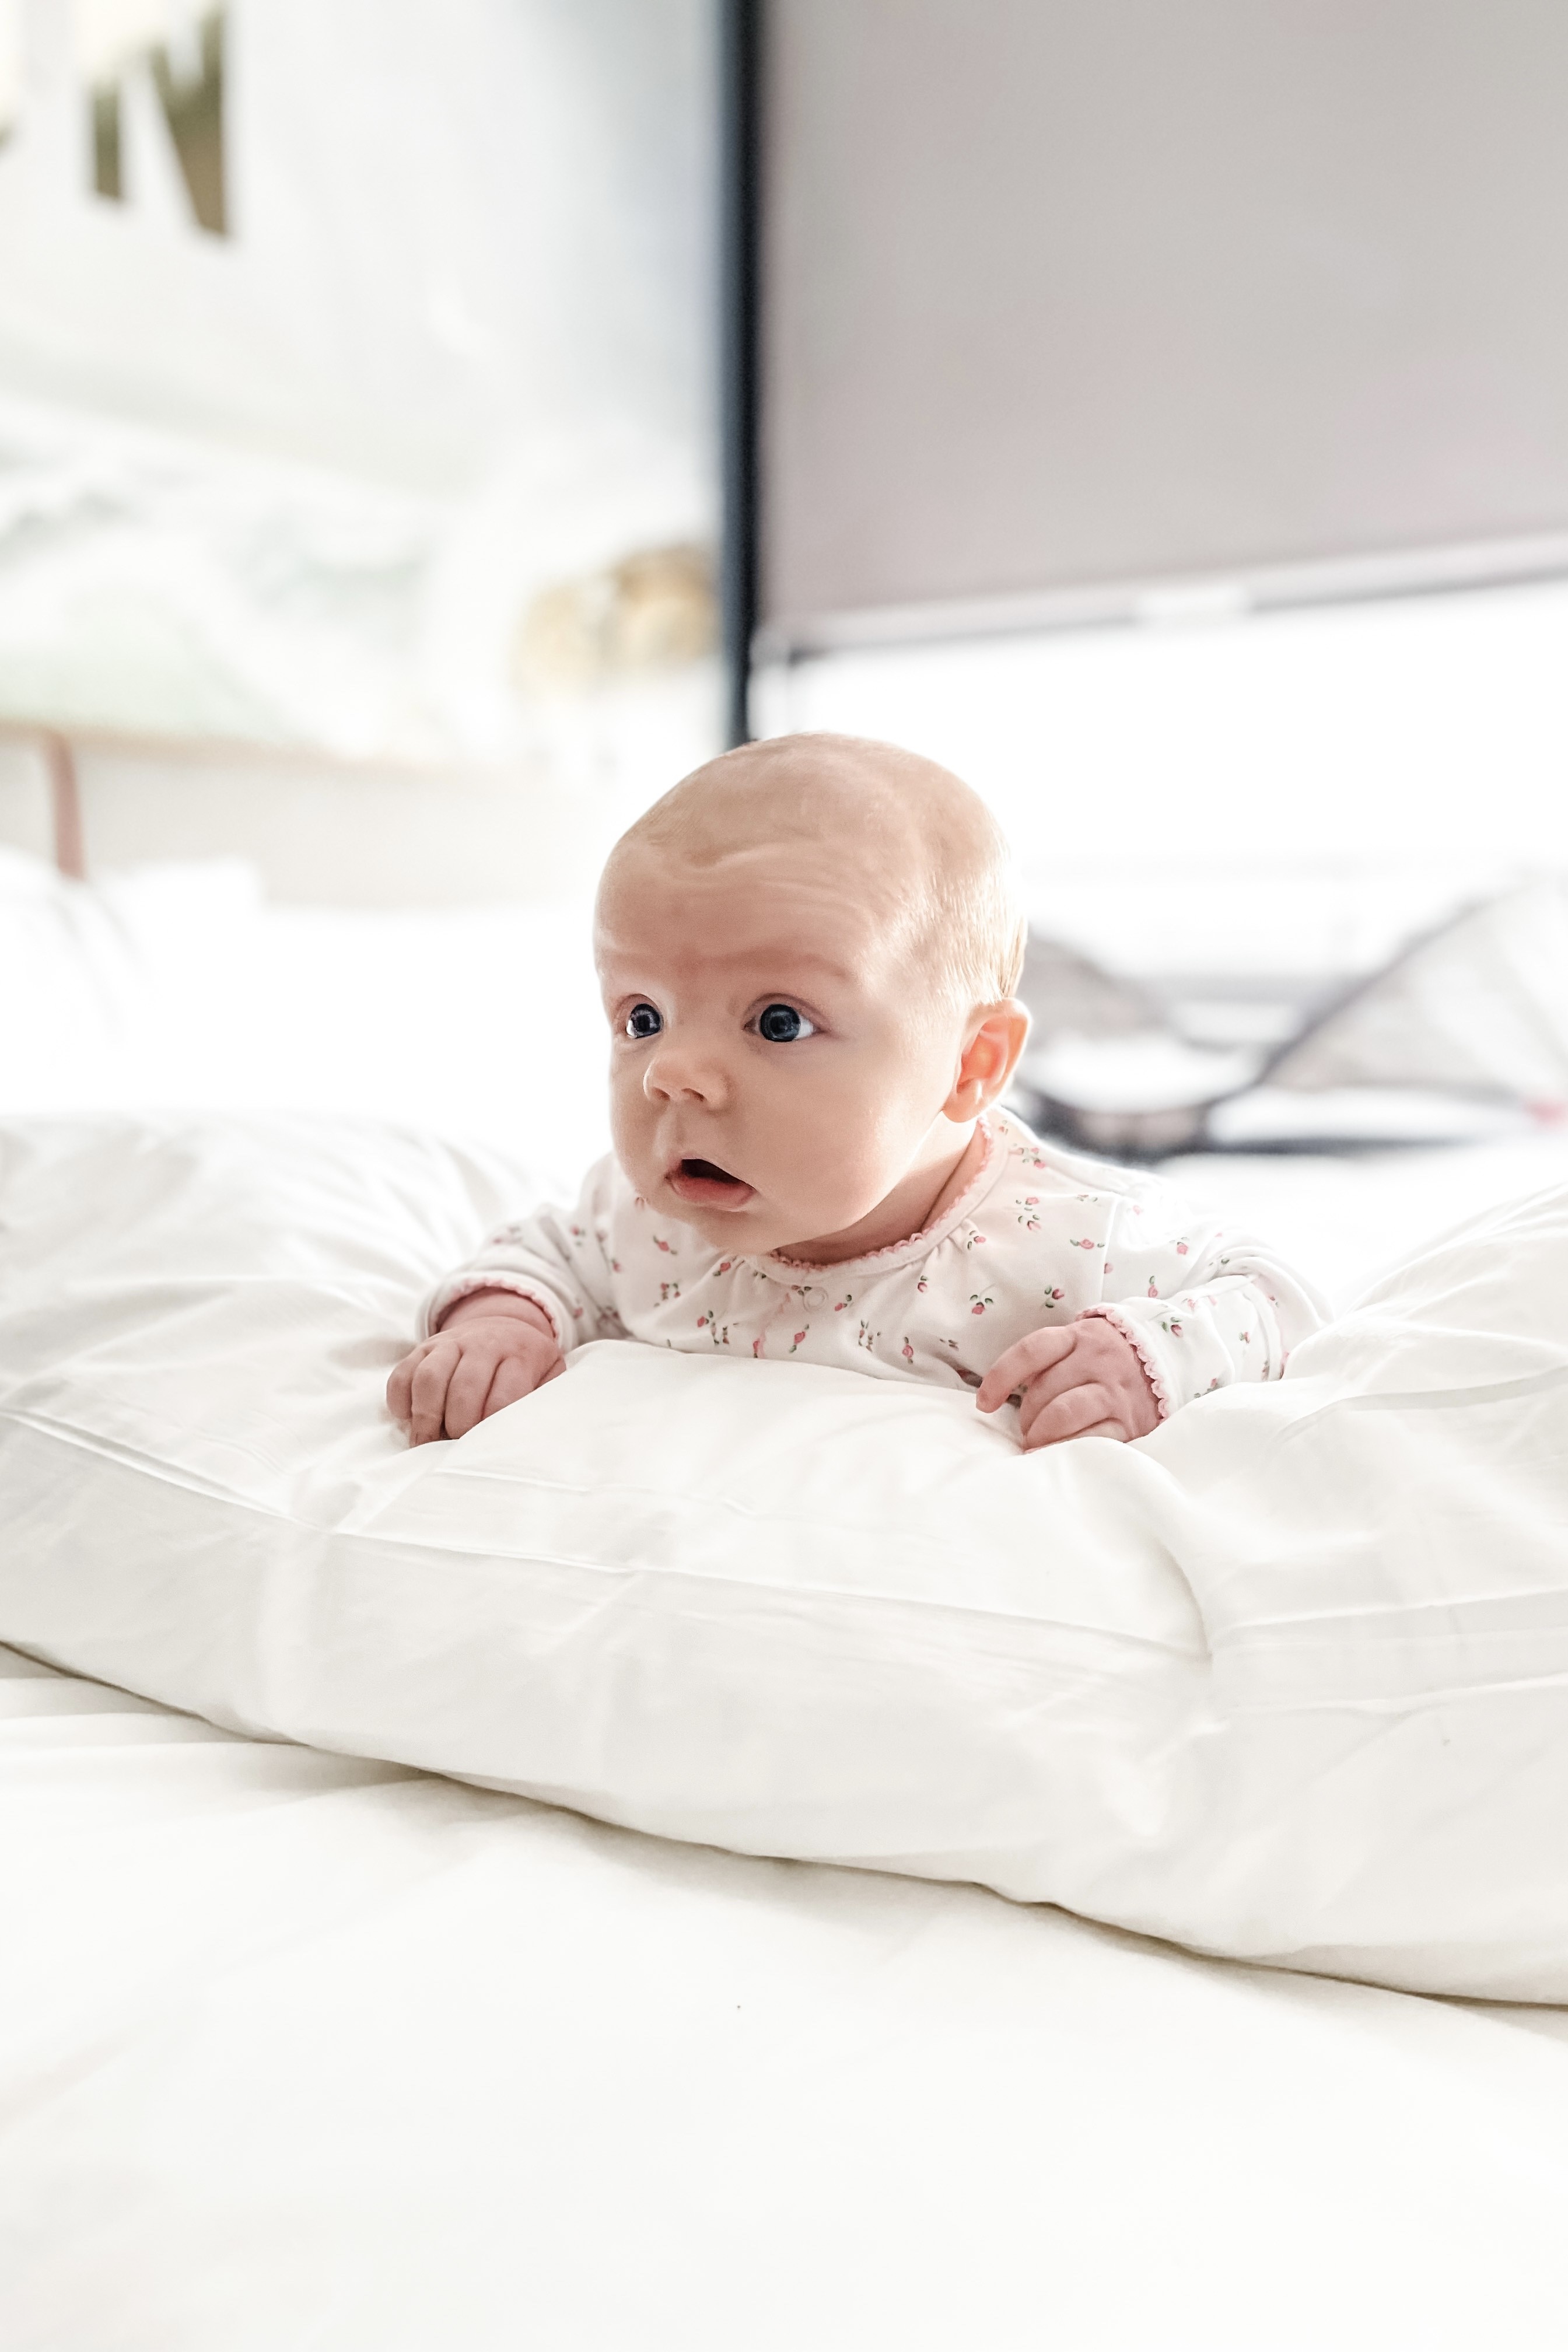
946 999 1031 1120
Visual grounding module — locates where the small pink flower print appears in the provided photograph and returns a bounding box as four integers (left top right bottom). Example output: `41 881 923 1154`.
1023 1194 1040 1206
570 1223 586 1240
916 1273 929 1294
752 1335 765 1358
610 1258 622 1274
1207 1376 1221 1392
970 1293 993 1315
1162 1318 1184 1339
1147 1279 1159 1298
1239 1331 1251 1346
1104 1262 1114 1276
653 1236 673 1255
716 1259 733 1275
856 1320 878 1353
1070 1238 1098 1252
789 1329 807 1353
570 1303 584 1321
901 1338 914 1364
833 1295 853 1313
1175 1240 1189 1258
1043 1287 1065 1306
659 1280 680 1303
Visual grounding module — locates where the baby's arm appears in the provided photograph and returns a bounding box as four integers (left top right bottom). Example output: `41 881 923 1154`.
976 1184 1325 1451
388 1291 565 1445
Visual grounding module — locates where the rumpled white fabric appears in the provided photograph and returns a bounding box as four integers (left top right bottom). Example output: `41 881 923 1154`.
3 1110 1567 1999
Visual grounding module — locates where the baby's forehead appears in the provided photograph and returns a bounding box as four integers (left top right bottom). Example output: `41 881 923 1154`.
597 827 920 956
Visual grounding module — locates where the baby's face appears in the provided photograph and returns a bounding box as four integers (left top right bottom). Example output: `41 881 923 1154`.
596 838 972 1259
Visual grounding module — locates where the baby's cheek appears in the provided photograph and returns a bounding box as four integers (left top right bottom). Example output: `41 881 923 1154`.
608 1084 657 1180
775 1120 898 1226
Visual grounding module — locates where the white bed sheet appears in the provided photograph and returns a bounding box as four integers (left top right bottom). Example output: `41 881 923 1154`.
6 1642 1568 2352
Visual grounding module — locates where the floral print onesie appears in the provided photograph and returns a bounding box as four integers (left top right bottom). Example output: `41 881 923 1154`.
421 1110 1325 1420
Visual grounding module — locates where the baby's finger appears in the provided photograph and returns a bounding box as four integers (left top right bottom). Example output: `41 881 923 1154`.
386 1342 428 1426
1020 1380 1116 1451
1014 1342 1122 1422
482 1350 544 1420
976 1324 1076 1413
443 1342 508 1440
407 1338 460 1446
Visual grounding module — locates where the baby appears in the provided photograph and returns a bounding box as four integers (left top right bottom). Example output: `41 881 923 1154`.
389 733 1323 1448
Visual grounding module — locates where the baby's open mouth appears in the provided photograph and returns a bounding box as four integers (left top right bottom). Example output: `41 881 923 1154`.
668 1157 756 1209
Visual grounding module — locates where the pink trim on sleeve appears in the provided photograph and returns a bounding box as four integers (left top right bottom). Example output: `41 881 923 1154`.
425 1275 568 1345
1076 1304 1173 1420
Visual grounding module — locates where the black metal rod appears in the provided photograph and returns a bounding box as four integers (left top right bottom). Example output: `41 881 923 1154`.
718 0 761 747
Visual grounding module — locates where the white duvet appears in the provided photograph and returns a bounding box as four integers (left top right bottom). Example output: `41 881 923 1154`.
4 1111 1568 2000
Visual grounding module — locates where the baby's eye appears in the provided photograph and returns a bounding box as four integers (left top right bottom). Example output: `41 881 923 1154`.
755 1003 814 1043
625 1003 663 1040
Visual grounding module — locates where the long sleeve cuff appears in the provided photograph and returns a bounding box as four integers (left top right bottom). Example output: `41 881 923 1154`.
419 1271 576 1347
1080 1280 1288 1417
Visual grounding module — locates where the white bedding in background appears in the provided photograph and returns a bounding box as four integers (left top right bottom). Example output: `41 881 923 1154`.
2 848 610 1175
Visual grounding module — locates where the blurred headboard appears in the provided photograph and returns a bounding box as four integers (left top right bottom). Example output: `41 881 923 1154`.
0 718 616 909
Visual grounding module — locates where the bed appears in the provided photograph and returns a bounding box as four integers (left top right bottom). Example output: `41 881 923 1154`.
8 845 1568 2348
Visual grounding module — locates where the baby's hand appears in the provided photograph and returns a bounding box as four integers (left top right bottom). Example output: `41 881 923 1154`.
387 1291 565 1446
975 1316 1160 1451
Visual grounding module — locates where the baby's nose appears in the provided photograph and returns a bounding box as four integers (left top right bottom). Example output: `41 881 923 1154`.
643 1037 729 1104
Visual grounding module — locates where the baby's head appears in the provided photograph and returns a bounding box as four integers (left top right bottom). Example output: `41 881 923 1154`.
594 732 1028 1261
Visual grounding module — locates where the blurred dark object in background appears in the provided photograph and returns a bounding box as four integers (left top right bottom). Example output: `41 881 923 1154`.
1013 884 1568 1157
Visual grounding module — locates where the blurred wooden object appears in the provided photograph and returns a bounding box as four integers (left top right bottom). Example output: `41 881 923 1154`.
38 733 85 882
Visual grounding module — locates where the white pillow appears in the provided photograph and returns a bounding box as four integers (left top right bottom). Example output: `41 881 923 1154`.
0 844 609 1175
3 1109 1568 2001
